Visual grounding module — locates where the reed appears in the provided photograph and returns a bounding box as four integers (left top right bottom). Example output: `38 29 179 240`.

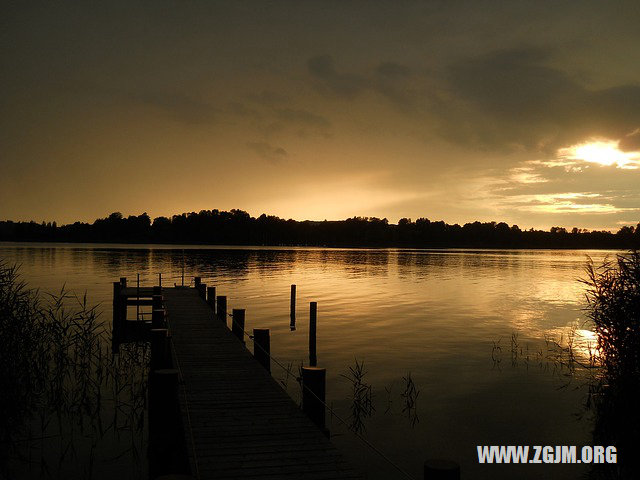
0 261 148 479
340 358 374 433
583 251 640 378
582 252 640 477
400 372 420 427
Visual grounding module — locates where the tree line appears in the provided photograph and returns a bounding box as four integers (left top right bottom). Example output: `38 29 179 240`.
1 209 639 249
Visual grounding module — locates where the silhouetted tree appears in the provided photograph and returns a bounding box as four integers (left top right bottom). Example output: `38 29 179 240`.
0 210 638 249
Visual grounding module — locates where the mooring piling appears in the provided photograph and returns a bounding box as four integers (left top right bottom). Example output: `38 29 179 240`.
148 368 190 478
290 284 296 317
152 294 163 310
152 308 165 329
309 301 318 367
217 295 227 323
196 282 206 300
232 308 246 343
301 366 327 432
150 328 170 370
206 286 216 313
253 328 271 372
112 281 123 352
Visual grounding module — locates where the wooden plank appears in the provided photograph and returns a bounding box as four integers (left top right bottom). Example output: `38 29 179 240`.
162 287 360 480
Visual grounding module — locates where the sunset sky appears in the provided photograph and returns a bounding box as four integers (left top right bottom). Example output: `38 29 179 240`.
2 1 640 230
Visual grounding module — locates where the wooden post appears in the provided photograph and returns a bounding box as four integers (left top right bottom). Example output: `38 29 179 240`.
253 328 270 373
207 286 216 313
120 277 127 287
136 273 140 321
158 272 162 288
309 302 317 367
113 281 121 324
152 309 165 329
302 367 326 430
148 369 189 478
150 328 170 371
217 295 227 324
112 281 122 352
196 282 206 300
194 276 201 288
232 309 245 343
424 460 460 480
290 284 296 318
152 294 163 310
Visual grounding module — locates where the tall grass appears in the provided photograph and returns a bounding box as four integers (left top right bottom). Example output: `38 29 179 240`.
583 251 640 378
582 251 640 479
340 359 374 433
0 261 148 479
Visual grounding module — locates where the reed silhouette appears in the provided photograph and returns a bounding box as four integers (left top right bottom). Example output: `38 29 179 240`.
0 261 148 479
583 252 640 479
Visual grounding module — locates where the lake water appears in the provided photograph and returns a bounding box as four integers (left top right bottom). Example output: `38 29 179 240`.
0 243 619 479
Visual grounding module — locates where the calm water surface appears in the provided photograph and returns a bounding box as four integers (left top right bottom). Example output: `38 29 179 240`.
0 243 618 479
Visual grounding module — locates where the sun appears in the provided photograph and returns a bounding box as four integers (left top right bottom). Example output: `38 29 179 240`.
557 139 640 169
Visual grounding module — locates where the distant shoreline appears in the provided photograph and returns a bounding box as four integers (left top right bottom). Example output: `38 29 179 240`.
0 240 629 252
1 210 638 250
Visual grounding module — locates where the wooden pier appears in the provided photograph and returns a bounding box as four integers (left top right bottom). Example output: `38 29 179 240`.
113 280 361 480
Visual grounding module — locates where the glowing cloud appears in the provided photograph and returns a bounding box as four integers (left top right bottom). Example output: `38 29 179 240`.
502 192 623 214
557 139 640 169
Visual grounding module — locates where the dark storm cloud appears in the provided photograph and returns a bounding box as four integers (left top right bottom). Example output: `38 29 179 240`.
375 62 411 78
441 47 640 152
246 91 291 106
274 108 330 128
306 55 420 113
619 129 640 151
307 55 369 98
132 92 217 125
245 141 288 164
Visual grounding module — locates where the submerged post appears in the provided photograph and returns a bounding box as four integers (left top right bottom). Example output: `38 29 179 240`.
309 302 317 367
232 309 245 343
424 460 460 480
253 328 271 373
207 286 216 313
301 367 326 431
217 295 227 324
290 284 296 318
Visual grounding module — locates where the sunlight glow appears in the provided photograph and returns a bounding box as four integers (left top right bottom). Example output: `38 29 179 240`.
512 192 621 214
557 139 640 169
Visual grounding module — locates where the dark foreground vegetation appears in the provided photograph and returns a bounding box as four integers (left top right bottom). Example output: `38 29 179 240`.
0 262 148 479
583 251 640 479
1 210 639 248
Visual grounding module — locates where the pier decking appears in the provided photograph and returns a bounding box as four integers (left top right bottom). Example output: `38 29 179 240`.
157 286 360 480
